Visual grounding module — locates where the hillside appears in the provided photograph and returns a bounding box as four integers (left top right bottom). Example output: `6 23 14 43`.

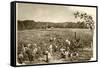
17 20 88 30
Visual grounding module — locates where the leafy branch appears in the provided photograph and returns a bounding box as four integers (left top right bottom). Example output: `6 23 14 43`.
74 11 94 30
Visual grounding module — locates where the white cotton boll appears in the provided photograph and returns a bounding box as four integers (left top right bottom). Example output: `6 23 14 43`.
49 45 53 49
45 51 49 54
54 37 56 40
24 47 28 52
50 37 53 40
23 47 27 52
33 48 38 54
60 48 65 52
76 53 79 57
65 39 70 45
48 52 52 59
55 45 57 48
34 43 37 47
49 45 53 55
18 53 23 58
65 51 69 55
27 43 31 47
44 43 47 46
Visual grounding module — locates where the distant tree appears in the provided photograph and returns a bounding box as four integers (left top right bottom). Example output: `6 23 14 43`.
77 21 87 28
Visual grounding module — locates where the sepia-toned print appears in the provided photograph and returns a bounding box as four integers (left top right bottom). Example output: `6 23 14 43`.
16 3 97 65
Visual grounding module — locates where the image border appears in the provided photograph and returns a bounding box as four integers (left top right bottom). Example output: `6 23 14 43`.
10 1 98 67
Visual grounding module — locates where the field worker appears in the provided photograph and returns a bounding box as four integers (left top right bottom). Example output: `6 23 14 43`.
91 42 93 49
21 44 24 52
65 51 70 59
33 43 37 52
22 45 29 62
26 44 34 62
65 39 71 51
18 52 24 64
33 47 38 54
70 39 76 52
54 45 58 52
60 48 66 58
49 44 53 55
23 46 28 53
44 51 52 63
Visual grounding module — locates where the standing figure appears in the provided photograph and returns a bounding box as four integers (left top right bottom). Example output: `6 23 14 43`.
25 43 34 63
18 52 24 64
49 44 53 55
43 51 52 63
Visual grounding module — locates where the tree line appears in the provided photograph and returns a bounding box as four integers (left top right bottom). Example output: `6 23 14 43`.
17 20 89 30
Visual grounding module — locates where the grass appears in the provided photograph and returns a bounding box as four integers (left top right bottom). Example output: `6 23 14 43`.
17 28 93 64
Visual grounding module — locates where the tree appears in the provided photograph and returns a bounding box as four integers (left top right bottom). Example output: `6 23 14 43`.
74 11 94 31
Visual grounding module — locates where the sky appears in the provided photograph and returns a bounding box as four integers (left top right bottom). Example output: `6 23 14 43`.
16 3 96 23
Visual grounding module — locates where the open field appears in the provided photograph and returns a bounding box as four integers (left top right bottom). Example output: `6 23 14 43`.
17 28 93 64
